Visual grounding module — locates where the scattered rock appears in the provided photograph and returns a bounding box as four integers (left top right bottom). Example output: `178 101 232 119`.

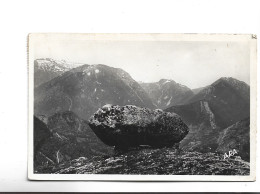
47 148 250 175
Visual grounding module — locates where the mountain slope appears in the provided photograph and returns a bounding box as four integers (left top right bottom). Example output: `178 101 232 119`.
34 111 114 172
140 79 194 109
34 116 52 157
34 58 82 87
34 64 155 120
165 77 250 153
183 77 250 128
216 117 250 162
192 86 206 95
166 100 221 152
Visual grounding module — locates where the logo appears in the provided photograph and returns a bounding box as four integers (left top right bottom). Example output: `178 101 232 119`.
223 149 238 159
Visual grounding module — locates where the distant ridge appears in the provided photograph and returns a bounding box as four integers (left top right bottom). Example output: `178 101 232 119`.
140 79 194 109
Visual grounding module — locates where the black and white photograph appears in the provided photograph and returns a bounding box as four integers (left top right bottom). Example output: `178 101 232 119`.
28 33 256 181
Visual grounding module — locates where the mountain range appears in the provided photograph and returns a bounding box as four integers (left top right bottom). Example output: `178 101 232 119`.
33 58 251 172
165 77 250 158
34 63 155 121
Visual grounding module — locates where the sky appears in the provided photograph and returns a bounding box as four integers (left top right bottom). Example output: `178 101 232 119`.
33 37 250 89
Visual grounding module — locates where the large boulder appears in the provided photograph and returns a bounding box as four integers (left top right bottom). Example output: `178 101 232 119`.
88 105 189 149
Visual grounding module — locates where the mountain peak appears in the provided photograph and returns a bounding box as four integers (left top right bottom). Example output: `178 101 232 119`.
220 77 233 80
35 58 83 70
211 77 249 101
158 79 175 85
71 64 130 79
34 58 78 87
140 79 193 109
213 77 248 87
181 77 250 120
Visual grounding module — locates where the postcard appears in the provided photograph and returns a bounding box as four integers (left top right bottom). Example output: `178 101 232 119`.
28 33 257 181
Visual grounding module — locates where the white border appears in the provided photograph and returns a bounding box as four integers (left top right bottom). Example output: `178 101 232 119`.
28 33 257 181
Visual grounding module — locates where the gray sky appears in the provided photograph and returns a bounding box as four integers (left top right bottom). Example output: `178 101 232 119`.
34 39 250 89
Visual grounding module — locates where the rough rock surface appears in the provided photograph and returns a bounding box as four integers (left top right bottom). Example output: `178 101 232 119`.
88 105 189 149
39 148 250 175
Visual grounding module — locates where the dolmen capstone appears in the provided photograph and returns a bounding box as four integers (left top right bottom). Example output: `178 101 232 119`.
88 104 189 149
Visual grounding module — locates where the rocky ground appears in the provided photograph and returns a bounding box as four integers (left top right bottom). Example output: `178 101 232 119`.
37 147 250 175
